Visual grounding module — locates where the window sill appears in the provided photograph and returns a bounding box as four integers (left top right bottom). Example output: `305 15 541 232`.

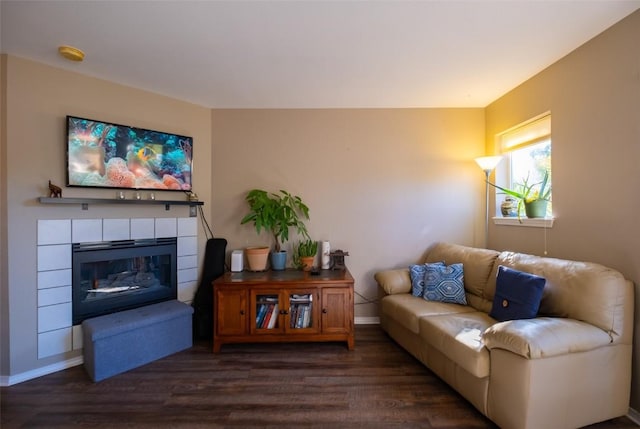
492 217 554 228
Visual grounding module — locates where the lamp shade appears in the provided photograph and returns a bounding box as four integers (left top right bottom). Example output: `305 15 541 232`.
475 156 502 172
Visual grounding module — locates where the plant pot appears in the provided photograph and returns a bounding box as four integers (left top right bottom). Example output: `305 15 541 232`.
500 197 518 217
245 246 269 271
300 256 315 272
524 200 548 218
271 251 287 271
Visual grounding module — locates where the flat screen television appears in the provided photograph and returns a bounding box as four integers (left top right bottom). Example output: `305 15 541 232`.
66 116 193 192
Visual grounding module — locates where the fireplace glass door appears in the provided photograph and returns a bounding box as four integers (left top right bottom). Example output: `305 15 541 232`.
72 238 177 324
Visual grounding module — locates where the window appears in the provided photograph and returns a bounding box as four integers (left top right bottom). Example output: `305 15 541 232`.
497 114 552 218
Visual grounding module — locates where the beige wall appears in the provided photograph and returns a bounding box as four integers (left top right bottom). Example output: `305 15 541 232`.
211 108 485 318
1 55 8 375
0 56 212 377
486 10 640 413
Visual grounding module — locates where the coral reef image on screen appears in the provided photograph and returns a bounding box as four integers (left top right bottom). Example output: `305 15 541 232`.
67 116 192 191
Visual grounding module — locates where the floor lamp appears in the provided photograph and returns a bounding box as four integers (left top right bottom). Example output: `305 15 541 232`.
474 156 502 247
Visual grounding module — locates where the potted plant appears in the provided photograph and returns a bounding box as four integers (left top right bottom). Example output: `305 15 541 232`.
241 189 310 271
293 239 318 271
488 170 551 220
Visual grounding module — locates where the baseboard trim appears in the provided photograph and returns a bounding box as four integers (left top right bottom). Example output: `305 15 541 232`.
355 316 380 325
0 356 84 387
628 407 640 425
1 320 381 385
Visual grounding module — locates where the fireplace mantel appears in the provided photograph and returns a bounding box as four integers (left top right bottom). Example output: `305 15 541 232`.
38 197 203 211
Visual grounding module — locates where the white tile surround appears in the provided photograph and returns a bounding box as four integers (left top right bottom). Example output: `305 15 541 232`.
36 217 198 360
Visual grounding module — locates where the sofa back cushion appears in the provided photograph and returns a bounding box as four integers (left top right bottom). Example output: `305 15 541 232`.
492 251 633 344
424 243 500 312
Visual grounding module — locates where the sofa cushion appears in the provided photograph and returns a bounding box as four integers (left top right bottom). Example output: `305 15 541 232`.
489 266 545 322
423 263 467 305
409 262 444 297
419 311 494 378
424 243 500 306
381 294 474 334
374 269 412 295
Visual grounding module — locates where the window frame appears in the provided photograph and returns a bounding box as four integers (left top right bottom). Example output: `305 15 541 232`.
492 113 554 228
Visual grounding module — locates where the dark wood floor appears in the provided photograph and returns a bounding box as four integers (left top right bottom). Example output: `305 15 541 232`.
1 325 637 428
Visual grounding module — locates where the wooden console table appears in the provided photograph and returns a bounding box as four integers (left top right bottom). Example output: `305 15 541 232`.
212 268 354 352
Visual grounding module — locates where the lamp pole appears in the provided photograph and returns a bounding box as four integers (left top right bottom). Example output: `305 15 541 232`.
474 156 502 248
483 169 491 246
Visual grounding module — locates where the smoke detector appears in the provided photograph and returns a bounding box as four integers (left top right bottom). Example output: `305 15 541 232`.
58 45 85 62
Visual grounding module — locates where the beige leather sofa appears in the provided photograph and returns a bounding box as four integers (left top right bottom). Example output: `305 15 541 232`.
375 242 634 429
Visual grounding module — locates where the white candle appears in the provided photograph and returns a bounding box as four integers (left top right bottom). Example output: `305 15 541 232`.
321 241 331 269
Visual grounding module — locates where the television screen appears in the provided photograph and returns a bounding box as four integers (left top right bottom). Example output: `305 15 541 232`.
66 116 193 192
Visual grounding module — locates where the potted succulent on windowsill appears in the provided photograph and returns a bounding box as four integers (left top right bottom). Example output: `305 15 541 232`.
488 170 551 220
293 239 318 271
240 189 310 271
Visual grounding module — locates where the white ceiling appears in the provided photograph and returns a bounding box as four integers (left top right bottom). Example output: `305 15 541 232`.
1 1 639 108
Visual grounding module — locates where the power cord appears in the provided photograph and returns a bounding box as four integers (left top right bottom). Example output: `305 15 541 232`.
355 290 378 306
197 204 214 240
184 190 215 240
184 190 231 271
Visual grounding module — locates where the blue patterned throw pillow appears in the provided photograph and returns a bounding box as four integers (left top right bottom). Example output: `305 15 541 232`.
423 263 467 305
489 265 546 322
409 262 444 297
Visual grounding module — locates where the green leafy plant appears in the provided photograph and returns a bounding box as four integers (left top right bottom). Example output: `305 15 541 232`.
488 170 551 218
240 189 310 252
490 170 551 202
295 239 318 257
292 239 318 269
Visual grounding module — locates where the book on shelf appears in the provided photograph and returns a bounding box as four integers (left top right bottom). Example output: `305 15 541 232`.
295 305 301 328
296 304 306 328
267 303 279 329
290 294 312 303
261 304 274 329
303 304 311 328
258 295 279 303
289 305 298 328
256 303 267 326
292 304 302 328
286 302 313 328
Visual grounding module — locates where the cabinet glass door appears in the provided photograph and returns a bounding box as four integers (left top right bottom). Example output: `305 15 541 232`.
253 293 280 332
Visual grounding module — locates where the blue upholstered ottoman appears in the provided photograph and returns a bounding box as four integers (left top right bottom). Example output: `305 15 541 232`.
82 300 193 382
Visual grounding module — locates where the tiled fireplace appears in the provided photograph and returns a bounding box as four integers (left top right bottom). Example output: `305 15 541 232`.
36 217 198 360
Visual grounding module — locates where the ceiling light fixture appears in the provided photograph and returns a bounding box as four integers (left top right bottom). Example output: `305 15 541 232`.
58 45 85 62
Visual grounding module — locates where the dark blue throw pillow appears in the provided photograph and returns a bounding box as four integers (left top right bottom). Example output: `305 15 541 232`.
490 265 546 322
409 262 444 297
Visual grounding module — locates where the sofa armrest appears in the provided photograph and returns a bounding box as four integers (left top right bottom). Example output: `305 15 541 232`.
482 317 612 359
374 269 411 295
